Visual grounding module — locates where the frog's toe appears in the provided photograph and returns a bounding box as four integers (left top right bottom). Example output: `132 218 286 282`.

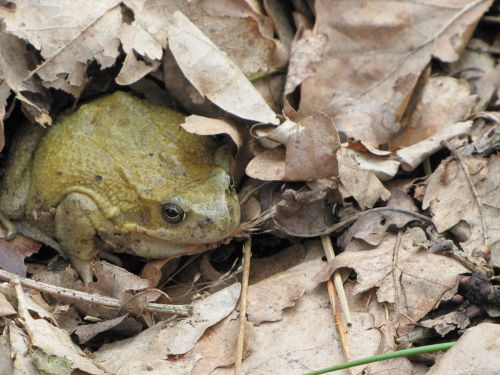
71 257 94 285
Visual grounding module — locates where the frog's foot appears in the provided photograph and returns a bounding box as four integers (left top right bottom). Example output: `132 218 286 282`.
55 193 104 284
0 211 18 240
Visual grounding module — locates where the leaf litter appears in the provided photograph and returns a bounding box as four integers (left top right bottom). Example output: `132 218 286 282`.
0 0 499 374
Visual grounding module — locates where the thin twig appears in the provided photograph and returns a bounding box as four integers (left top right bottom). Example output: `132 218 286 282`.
442 141 489 246
321 235 352 326
234 237 252 375
317 207 435 236
0 269 192 316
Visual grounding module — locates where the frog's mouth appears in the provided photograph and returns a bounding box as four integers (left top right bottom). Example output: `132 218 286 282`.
108 224 230 259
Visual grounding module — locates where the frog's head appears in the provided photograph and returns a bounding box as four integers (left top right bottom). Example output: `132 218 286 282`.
116 159 241 259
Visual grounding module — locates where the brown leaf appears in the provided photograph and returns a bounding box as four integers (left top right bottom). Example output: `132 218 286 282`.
288 0 492 145
245 147 286 181
325 228 468 323
0 0 122 94
338 188 418 248
273 187 338 237
95 283 240 373
181 115 242 148
247 269 306 324
420 311 470 336
284 112 340 181
246 113 341 181
74 314 141 344
338 147 391 209
0 232 41 277
423 154 500 265
167 11 278 124
0 291 16 317
426 323 500 374
91 261 150 300
450 38 500 105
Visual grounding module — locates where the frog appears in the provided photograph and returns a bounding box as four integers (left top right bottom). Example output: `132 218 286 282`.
0 92 240 284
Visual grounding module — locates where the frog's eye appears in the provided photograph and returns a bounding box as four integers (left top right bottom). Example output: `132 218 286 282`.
161 203 185 224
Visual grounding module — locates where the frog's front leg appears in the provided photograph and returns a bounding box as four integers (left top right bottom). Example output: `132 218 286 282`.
55 193 108 284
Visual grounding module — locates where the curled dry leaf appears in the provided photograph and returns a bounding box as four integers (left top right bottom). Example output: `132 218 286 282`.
337 147 391 209
91 261 150 301
396 121 473 171
181 115 242 148
343 147 400 181
16 289 105 374
420 310 471 336
423 154 500 266
0 291 16 317
167 11 278 124
246 113 340 181
0 229 41 277
288 0 492 145
284 112 340 180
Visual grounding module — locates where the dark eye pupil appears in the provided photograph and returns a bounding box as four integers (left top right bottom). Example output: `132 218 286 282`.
165 208 179 218
161 204 184 223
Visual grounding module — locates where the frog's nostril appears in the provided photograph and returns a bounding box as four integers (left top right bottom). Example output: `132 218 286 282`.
199 217 213 226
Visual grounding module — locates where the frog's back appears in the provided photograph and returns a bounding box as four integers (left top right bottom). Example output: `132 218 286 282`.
27 92 218 220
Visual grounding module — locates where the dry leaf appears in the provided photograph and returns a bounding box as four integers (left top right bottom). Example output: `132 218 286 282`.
216 241 382 374
338 188 418 248
396 121 473 171
420 310 470 336
423 154 500 265
284 113 340 181
246 147 286 180
181 115 242 148
426 323 500 375
167 11 278 124
0 232 41 277
289 0 492 145
91 261 150 300
247 269 306 324
0 291 15 317
391 76 476 148
95 283 240 373
327 228 468 324
7 323 39 375
449 38 500 105
115 21 163 85
0 32 51 129
246 113 340 181
338 147 391 209
17 292 105 374
0 0 122 94
343 146 400 181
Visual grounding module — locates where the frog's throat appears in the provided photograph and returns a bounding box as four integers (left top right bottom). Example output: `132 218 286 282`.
63 187 119 219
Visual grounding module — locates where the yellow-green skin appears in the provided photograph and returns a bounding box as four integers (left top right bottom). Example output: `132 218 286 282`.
0 92 240 282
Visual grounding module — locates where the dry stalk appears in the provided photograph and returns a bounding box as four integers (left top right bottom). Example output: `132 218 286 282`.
234 237 252 375
0 269 192 316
